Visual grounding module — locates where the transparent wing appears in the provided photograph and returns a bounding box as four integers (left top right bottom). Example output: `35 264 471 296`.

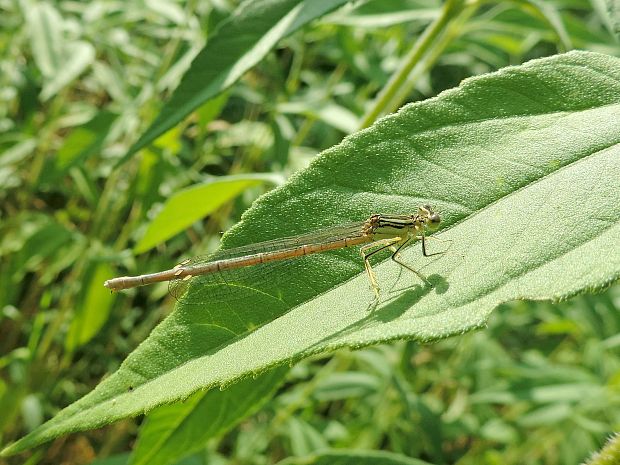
169 222 367 303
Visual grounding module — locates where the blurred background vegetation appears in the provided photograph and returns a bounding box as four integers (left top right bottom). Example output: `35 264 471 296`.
0 0 618 464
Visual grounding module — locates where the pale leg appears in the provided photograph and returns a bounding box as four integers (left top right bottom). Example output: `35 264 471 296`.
360 236 403 298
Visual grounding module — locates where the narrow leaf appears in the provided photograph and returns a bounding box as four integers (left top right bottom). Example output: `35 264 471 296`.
40 41 95 101
133 174 281 254
24 3 95 100
520 0 572 50
66 263 116 352
25 2 64 78
3 50 620 456
124 0 350 162
39 111 117 185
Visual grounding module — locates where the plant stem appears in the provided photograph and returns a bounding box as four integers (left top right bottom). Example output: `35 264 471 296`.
359 0 469 129
384 2 478 115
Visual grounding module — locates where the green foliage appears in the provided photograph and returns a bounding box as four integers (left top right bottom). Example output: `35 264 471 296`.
134 174 282 253
65 262 115 352
606 0 620 36
4 48 620 459
130 367 288 465
0 0 619 464
25 2 96 101
583 433 620 465
276 449 434 465
127 0 352 160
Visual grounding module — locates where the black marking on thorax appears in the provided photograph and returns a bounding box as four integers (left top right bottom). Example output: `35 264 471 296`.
376 215 418 229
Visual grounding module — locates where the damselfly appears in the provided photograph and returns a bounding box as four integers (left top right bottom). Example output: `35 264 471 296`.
104 205 443 300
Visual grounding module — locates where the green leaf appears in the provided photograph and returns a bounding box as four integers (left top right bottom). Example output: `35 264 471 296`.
0 213 77 306
65 263 116 352
275 449 434 465
313 372 381 401
286 417 329 456
3 50 620 456
590 0 616 37
124 0 351 163
277 102 359 134
517 0 572 51
324 3 439 28
196 91 230 128
133 174 282 254
91 453 130 465
605 0 620 36
40 40 95 101
40 111 117 185
24 2 95 100
24 2 64 79
129 367 287 465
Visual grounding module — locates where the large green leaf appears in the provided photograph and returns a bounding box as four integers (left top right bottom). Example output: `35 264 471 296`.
129 367 287 465
124 0 350 162
3 50 620 456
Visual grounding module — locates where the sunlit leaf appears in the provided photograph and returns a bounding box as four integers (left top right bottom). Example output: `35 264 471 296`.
66 263 116 352
517 0 572 50
24 3 96 100
40 41 95 101
133 174 282 254
3 50 620 456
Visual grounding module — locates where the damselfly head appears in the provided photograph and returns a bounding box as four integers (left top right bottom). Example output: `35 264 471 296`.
419 205 441 231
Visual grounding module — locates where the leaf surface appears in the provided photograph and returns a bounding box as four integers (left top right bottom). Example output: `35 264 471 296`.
3 50 620 456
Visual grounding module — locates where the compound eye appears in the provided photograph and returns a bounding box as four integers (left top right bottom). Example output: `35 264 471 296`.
427 212 441 230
